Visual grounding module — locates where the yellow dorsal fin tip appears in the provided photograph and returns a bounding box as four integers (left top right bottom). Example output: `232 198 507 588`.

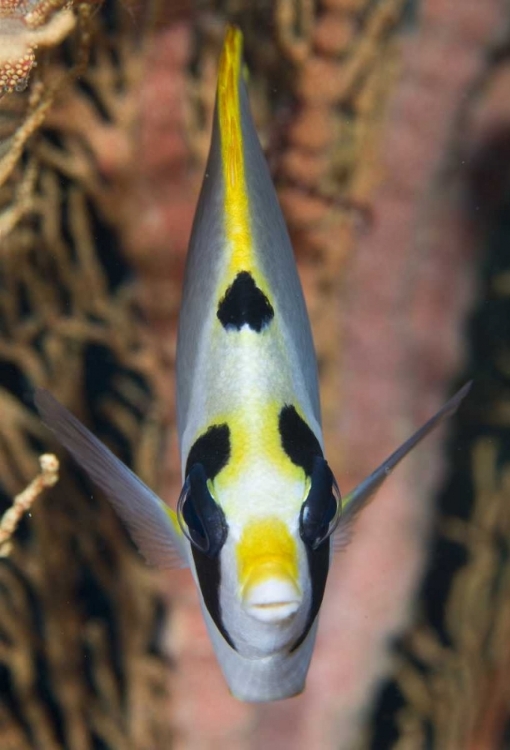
218 26 243 179
217 25 253 270
219 25 243 80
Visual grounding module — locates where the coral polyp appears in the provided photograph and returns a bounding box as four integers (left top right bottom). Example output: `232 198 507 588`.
0 0 76 95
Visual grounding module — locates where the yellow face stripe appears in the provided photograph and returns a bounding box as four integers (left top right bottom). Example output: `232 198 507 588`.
217 26 254 275
237 518 299 596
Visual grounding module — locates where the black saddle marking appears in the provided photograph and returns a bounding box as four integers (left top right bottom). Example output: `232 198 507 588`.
217 271 274 332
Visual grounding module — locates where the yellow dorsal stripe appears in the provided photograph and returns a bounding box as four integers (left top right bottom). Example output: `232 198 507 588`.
218 26 253 272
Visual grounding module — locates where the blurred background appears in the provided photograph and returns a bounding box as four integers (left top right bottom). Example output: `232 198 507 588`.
0 0 509 748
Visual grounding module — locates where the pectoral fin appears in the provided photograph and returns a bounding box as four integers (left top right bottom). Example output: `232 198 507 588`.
333 382 472 552
35 388 188 569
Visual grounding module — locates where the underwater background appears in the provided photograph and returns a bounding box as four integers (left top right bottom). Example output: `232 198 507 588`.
0 0 509 748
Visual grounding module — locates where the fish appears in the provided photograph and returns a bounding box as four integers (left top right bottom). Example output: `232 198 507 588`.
34 25 471 702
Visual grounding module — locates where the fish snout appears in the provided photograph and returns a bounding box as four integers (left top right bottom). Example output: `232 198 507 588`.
237 518 302 622
241 565 302 623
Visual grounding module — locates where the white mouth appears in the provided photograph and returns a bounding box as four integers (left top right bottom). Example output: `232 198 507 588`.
243 579 301 623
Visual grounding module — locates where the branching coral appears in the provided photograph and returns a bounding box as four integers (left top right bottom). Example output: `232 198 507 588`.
0 0 77 95
0 452 58 555
389 444 510 749
361 17 510 748
0 2 180 747
0 0 100 241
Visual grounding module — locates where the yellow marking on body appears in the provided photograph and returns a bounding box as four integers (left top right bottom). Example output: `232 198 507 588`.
218 26 253 273
237 518 299 596
165 507 183 537
213 400 303 489
217 25 275 304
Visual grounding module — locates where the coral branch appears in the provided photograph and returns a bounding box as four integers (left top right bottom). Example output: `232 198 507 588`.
0 452 59 556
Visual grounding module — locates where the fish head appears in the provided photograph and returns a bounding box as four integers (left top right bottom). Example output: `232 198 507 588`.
177 456 341 657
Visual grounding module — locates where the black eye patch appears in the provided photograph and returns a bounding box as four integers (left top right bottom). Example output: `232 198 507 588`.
178 463 227 557
290 458 340 653
279 404 323 476
178 464 235 649
185 423 230 479
217 271 274 332
299 456 340 550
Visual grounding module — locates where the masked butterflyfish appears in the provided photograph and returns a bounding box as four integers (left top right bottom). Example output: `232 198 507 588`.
35 25 471 702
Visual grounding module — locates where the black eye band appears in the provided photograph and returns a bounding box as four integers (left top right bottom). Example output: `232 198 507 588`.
177 463 228 557
299 456 341 550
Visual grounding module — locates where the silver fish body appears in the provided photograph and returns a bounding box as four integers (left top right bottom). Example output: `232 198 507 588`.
35 25 472 703
174 26 327 700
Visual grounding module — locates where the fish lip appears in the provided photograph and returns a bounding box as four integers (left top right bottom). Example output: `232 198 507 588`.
242 577 302 622
245 599 301 623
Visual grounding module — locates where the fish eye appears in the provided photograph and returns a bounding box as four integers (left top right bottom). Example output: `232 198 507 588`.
177 478 208 551
177 463 228 556
299 457 341 550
